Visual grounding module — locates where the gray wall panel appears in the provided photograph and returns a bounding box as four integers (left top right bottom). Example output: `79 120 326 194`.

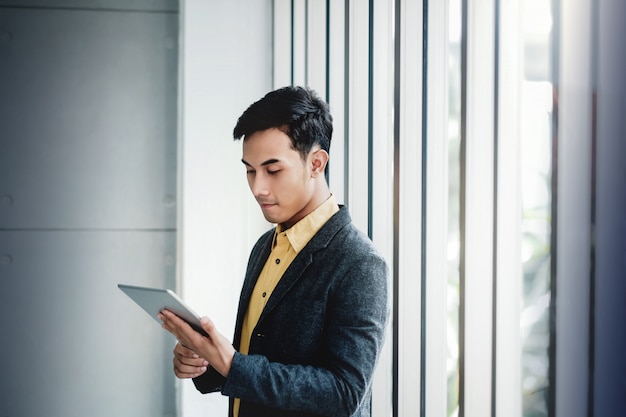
0 1 178 11
0 230 177 416
0 3 179 416
0 7 178 229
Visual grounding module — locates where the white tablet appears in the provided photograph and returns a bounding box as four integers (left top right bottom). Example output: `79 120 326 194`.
118 283 208 337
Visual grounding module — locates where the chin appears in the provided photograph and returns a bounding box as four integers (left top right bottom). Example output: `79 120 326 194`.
261 213 282 225
261 207 297 227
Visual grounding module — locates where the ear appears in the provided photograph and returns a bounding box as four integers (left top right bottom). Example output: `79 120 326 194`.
309 148 329 178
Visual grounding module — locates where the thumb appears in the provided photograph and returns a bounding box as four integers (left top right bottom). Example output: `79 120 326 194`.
199 316 216 338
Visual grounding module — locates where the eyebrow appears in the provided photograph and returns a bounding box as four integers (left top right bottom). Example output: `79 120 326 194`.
241 158 282 167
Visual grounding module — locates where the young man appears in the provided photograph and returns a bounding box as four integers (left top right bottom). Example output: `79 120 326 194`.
159 86 388 417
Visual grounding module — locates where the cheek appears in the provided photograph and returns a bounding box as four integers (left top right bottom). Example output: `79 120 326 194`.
283 171 308 193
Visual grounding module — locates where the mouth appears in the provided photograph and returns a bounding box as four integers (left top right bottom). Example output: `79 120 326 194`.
258 201 276 210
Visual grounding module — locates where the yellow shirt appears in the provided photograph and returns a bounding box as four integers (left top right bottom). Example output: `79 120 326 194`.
234 195 339 416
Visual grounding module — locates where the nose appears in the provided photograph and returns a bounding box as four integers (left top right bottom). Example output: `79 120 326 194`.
249 173 270 197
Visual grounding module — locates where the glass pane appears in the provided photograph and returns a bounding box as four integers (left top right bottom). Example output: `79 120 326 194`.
447 0 462 415
520 0 553 416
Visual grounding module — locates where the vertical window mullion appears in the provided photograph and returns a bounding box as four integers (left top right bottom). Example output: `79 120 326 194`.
395 0 424 415
593 2 626 416
494 0 523 416
460 0 496 416
370 1 395 417
306 0 327 96
346 0 370 230
273 0 293 88
292 0 307 86
326 0 346 203
554 2 594 417
424 0 450 416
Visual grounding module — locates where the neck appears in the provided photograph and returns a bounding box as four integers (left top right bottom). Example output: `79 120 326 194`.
280 183 332 230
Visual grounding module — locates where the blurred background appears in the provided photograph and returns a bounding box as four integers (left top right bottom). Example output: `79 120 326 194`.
0 1 624 416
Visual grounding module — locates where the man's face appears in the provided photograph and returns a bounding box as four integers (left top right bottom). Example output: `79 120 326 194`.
242 128 316 228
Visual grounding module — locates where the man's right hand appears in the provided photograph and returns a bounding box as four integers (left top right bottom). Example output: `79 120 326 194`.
172 342 209 379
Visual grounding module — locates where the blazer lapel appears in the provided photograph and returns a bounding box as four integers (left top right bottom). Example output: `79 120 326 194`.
257 207 351 323
258 250 315 321
232 230 273 346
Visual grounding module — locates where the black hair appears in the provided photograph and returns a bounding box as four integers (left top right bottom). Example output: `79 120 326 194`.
233 86 333 159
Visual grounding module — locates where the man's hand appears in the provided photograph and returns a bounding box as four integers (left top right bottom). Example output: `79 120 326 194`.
158 310 236 377
172 343 209 378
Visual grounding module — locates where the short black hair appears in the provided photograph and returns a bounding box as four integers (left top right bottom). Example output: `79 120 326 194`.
233 86 333 158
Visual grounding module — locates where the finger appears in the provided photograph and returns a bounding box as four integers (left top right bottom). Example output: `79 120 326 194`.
173 356 207 379
197 316 235 377
160 309 188 330
160 310 197 344
174 344 209 367
199 316 218 339
174 342 199 358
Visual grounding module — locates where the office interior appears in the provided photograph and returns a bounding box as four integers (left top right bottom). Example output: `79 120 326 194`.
0 1 624 416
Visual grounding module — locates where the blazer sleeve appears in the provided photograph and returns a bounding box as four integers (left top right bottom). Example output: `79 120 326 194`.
192 366 226 394
220 240 389 417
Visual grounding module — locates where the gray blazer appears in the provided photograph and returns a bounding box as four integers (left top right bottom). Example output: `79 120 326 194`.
193 206 389 417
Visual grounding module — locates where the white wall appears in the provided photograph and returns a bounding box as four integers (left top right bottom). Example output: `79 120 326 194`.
177 1 273 415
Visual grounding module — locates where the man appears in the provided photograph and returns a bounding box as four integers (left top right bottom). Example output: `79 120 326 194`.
159 86 388 417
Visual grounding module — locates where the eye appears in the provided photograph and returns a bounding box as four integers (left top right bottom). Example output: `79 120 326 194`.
267 170 280 175
246 169 255 175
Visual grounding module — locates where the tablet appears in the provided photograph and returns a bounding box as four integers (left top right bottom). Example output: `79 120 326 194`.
118 283 208 337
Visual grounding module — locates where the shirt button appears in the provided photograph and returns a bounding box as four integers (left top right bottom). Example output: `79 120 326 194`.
262 292 267 297
275 258 280 264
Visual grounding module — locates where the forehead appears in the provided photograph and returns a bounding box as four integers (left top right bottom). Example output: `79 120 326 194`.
241 128 298 164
